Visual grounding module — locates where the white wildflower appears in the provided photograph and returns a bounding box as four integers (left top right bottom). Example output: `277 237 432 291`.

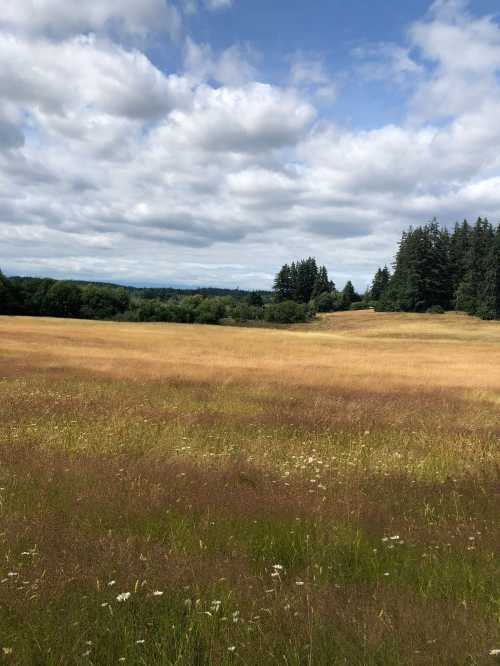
152 590 164 596
116 592 131 602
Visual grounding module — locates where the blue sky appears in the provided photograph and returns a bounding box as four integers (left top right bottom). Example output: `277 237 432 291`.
2 0 500 290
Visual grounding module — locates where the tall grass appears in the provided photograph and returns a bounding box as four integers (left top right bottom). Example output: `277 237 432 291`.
0 311 499 664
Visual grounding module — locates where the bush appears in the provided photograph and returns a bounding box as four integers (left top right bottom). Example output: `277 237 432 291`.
426 305 445 314
350 302 374 311
314 291 335 312
264 301 308 324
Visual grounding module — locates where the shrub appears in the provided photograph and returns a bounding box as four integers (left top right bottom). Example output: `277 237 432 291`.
264 301 308 324
314 291 335 312
426 305 445 314
350 302 374 311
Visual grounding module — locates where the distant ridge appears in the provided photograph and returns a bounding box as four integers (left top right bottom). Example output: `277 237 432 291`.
8 276 272 302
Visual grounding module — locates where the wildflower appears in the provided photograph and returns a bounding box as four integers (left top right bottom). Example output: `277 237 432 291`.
210 600 222 612
136 639 145 645
295 581 304 586
228 646 236 652
2 647 13 655
489 649 500 656
272 564 284 571
152 590 164 596
108 580 116 586
116 592 131 602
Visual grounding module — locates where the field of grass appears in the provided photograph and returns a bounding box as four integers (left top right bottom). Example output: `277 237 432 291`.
0 310 499 665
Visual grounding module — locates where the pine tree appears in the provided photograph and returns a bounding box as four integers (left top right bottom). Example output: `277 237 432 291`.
312 265 334 298
273 264 294 302
295 257 318 303
340 281 356 310
370 266 391 301
476 225 500 320
449 220 471 299
456 218 494 314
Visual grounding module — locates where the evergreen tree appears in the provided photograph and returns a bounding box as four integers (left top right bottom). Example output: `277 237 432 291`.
455 218 494 314
370 266 391 301
273 264 294 302
476 225 500 319
449 220 471 298
312 265 334 298
273 258 334 304
340 280 357 310
0 270 23 315
295 257 318 303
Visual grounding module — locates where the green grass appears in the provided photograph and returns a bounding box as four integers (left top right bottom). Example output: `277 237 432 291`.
0 314 499 664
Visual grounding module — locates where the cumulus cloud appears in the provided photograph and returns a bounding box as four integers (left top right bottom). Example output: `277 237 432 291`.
0 34 191 121
2 0 500 290
1 0 182 41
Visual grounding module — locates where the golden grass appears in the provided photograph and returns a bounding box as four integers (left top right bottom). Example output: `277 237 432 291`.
0 311 499 664
1 310 500 392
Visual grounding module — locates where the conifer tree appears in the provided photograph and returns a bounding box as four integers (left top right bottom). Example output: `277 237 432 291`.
455 218 494 314
312 265 334 298
476 225 500 319
273 264 294 302
370 266 391 301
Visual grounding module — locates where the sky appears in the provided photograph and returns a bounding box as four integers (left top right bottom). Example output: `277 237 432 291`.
2 0 500 291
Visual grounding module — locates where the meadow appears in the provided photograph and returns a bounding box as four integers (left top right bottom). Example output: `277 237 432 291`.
0 311 499 665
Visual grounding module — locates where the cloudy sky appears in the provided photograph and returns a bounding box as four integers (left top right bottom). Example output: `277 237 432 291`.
2 0 500 290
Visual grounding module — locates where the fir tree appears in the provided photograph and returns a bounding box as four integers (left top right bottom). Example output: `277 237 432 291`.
273 264 294 302
370 266 391 301
476 225 500 320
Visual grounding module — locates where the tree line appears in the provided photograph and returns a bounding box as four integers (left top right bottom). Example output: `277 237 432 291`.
1 216 499 324
0 274 305 324
374 218 500 319
273 257 362 312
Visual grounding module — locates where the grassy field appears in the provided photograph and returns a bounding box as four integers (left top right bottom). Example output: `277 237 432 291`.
0 311 499 665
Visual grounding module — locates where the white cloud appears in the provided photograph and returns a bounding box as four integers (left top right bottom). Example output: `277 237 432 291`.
289 53 337 103
352 43 423 84
184 38 258 86
2 0 500 290
159 83 315 153
409 0 500 120
1 0 182 41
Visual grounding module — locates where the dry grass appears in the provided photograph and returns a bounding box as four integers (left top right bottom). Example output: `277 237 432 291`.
0 310 499 665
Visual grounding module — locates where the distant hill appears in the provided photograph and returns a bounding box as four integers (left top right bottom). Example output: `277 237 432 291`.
8 276 272 303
